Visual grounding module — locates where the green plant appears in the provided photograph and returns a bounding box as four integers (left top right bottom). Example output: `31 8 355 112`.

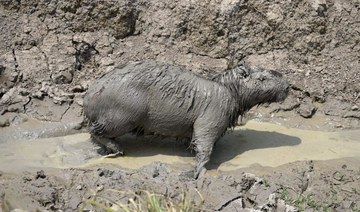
292 194 318 211
279 188 291 202
353 207 360 212
278 187 325 211
79 189 206 212
352 188 358 194
261 179 270 188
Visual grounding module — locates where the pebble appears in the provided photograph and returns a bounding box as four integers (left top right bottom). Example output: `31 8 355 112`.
96 185 104 192
334 124 343 128
36 170 46 179
268 193 278 206
71 85 85 93
285 204 298 212
0 118 10 127
32 91 45 99
297 103 317 118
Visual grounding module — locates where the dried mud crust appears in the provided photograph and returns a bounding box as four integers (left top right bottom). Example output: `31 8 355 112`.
0 0 359 128
0 160 359 211
0 0 360 211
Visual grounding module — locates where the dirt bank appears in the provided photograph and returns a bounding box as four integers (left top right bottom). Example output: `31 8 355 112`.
0 0 359 127
1 159 360 211
0 0 360 211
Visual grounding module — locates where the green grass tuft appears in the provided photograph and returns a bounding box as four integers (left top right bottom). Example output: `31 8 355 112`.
79 188 206 212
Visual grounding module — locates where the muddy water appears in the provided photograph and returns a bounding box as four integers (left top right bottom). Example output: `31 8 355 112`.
0 119 359 173
214 121 360 171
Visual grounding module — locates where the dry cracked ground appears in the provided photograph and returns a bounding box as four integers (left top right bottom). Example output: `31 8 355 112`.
0 0 360 211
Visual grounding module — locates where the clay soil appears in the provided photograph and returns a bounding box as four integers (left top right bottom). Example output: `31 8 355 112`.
0 0 360 211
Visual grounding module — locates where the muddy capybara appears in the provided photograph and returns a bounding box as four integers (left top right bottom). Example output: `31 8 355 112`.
83 60 290 178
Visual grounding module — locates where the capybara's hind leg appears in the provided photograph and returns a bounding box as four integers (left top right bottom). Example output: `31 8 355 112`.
91 135 124 157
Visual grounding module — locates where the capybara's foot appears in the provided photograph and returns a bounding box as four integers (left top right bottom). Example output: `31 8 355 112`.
194 166 207 179
92 135 124 157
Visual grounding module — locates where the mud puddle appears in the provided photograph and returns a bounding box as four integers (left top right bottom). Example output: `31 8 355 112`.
214 121 360 171
0 120 359 173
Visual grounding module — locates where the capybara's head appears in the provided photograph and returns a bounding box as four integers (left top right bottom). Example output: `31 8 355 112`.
231 63 290 109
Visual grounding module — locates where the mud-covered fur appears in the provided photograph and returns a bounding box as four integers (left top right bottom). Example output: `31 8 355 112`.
83 61 289 178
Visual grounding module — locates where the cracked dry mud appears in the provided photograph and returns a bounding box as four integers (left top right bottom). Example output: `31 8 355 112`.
0 0 360 211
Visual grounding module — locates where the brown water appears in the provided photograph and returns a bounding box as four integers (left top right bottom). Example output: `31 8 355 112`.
0 119 359 173
215 121 360 171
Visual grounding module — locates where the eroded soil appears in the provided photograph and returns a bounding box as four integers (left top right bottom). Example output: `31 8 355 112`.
1 0 360 211
0 112 360 211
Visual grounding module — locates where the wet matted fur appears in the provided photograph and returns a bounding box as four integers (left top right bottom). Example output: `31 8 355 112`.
83 60 290 178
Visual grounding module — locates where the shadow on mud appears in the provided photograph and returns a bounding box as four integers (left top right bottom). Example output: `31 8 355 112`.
113 135 194 158
115 128 301 168
207 129 301 169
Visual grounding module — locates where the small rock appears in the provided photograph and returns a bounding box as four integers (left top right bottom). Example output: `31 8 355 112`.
10 72 19 82
285 204 299 212
268 193 278 206
97 168 114 177
333 171 344 181
36 170 46 179
52 71 73 84
0 88 30 113
310 0 327 10
311 93 326 103
40 82 50 93
110 205 122 211
243 172 257 180
343 111 360 119
19 89 30 96
59 90 75 99
76 185 83 190
48 87 75 104
297 102 317 118
0 117 10 127
334 124 343 128
351 105 359 111
71 85 85 93
23 175 33 182
152 168 160 178
96 185 104 192
280 101 301 111
276 199 287 211
72 122 83 130
82 204 95 212
32 91 45 99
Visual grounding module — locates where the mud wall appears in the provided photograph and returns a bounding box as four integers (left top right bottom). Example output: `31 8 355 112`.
0 0 359 122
